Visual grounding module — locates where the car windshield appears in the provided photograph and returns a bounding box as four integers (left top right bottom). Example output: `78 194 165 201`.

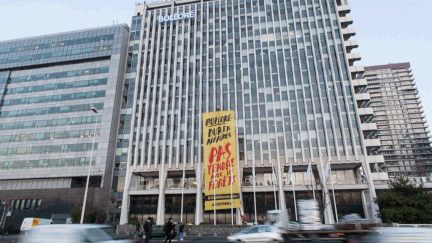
240 226 258 234
85 228 113 242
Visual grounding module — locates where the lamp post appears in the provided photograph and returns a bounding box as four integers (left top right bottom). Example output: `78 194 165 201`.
80 107 99 224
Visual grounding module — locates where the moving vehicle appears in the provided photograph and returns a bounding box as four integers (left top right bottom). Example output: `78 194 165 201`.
19 224 133 243
266 200 379 242
227 225 284 242
361 227 432 243
20 218 53 232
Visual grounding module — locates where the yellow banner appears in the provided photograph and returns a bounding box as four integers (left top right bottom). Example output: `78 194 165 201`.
203 110 241 210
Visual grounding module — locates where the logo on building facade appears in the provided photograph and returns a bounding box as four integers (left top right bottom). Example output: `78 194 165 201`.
159 11 194 23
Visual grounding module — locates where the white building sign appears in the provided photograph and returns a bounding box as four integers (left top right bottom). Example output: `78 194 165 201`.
159 11 194 23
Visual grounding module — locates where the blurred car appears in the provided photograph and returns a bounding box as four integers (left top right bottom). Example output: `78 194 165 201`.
19 224 133 243
339 214 376 223
227 225 283 242
138 225 177 239
288 221 301 231
361 227 432 243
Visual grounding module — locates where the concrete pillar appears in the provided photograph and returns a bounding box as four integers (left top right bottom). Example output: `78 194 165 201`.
316 160 335 224
156 170 167 225
120 169 133 225
276 160 286 210
236 169 244 225
195 167 203 225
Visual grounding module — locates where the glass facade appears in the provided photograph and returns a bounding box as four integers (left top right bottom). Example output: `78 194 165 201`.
119 0 376 225
0 25 130 226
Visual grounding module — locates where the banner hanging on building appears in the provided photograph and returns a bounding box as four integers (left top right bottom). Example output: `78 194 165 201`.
203 110 241 210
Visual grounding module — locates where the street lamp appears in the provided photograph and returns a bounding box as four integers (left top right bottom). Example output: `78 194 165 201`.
80 107 99 224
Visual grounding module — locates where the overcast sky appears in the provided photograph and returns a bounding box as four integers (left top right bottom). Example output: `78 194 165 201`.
1 0 431 129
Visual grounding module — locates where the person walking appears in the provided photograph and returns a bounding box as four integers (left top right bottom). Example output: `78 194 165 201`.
179 222 185 241
163 218 174 243
143 217 152 243
135 222 141 235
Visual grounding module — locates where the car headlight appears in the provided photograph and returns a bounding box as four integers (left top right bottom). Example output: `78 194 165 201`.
227 236 235 240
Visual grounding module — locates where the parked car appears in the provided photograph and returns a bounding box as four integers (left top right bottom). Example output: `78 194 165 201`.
139 225 177 239
227 225 283 242
20 218 53 233
19 224 133 243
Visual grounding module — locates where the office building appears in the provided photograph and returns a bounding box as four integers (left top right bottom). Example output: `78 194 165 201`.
115 0 382 225
364 63 432 182
0 25 129 227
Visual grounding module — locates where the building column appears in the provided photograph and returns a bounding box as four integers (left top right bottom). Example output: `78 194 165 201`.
316 160 335 224
156 170 167 225
119 169 133 225
237 167 245 225
276 160 286 210
195 168 203 225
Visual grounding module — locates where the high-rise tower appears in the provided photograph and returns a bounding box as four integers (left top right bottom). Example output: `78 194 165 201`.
364 63 432 182
0 25 129 227
114 0 380 225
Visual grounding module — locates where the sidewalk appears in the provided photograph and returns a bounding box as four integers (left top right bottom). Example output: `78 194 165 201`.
0 234 19 243
129 235 226 242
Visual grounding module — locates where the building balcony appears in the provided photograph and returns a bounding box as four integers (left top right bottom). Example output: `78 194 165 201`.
367 155 385 163
346 52 361 62
351 78 367 86
344 40 359 52
354 92 371 101
349 65 364 75
339 16 354 26
370 172 389 182
342 28 356 38
357 107 374 115
337 4 351 15
361 123 377 131
363 139 381 147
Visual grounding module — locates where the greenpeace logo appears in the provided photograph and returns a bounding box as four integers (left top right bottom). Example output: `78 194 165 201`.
159 11 195 23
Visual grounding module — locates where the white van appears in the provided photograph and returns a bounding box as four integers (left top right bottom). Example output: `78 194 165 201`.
21 218 53 232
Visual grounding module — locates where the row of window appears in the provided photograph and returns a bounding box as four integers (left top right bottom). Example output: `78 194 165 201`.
2 90 106 107
0 129 100 144
0 143 98 156
6 199 42 210
10 67 109 84
0 115 100 131
0 102 104 118
0 178 72 191
5 78 107 95
0 34 114 55
0 45 113 65
0 157 94 170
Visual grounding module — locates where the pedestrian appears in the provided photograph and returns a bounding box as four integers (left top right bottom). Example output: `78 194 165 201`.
185 222 190 235
179 222 185 241
163 218 174 243
7 225 13 238
144 217 152 243
135 222 141 235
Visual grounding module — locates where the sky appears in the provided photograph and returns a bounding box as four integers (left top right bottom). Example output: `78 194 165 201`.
1 0 431 128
